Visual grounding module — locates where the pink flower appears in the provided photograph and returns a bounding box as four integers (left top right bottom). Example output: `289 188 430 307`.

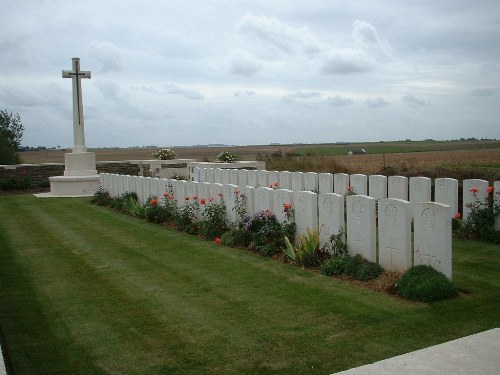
283 202 292 210
193 196 198 200
347 186 354 192
454 212 461 219
200 198 206 205
487 186 494 194
273 182 279 187
163 192 169 197
470 187 478 193
214 237 221 245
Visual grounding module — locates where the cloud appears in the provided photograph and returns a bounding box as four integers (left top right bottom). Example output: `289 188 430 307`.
237 13 323 58
162 83 204 100
229 49 261 76
352 20 393 62
287 91 321 99
326 95 354 107
471 88 497 97
0 83 66 108
95 80 123 102
87 40 125 73
321 49 371 74
365 97 390 108
233 90 256 97
402 93 430 107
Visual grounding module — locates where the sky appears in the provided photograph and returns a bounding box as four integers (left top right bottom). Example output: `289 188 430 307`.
1 0 500 148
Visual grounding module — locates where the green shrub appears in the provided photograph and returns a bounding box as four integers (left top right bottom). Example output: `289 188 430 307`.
320 257 346 276
396 265 459 303
200 201 228 240
220 230 237 247
355 261 383 281
0 177 31 191
343 255 363 277
144 203 170 224
90 187 112 206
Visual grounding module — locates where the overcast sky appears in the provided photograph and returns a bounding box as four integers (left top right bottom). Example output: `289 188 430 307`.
1 0 499 148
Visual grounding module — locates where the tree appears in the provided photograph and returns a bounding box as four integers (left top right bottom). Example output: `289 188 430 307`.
0 109 24 150
0 109 24 164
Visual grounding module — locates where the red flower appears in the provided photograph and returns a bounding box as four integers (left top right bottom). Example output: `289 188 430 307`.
163 192 169 197
283 202 292 210
149 198 157 206
185 196 190 201
454 212 461 219
235 190 240 195
347 186 354 192
214 237 222 245
273 182 279 187
470 187 478 193
487 186 494 194
169 195 174 200
193 196 198 200
200 198 206 205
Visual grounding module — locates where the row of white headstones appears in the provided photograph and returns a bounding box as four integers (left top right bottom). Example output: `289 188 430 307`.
99 172 500 280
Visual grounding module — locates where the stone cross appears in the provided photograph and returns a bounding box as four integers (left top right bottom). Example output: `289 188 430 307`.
62 57 91 153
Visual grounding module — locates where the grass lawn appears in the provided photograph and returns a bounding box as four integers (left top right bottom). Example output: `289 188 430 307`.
0 195 499 374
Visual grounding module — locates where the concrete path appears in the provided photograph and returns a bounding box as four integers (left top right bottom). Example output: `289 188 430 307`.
332 328 500 375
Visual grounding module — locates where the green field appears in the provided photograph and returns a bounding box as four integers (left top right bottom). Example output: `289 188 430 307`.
296 140 500 156
0 196 499 374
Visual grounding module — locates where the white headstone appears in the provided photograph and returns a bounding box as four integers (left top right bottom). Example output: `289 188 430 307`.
186 180 198 199
223 184 239 224
350 174 368 195
255 187 274 213
267 171 279 188
304 172 318 192
238 169 248 188
229 169 239 185
199 168 207 183
245 186 256 217
206 168 215 183
410 177 432 205
273 189 293 223
258 170 268 188
247 170 258 188
175 180 187 207
318 193 345 252
221 169 230 185
378 198 412 272
278 171 292 190
210 182 224 204
368 175 387 200
193 167 201 182
293 191 318 240
291 171 305 192
463 179 489 221
214 168 223 184
318 173 334 194
334 173 349 195
388 176 408 200
435 178 459 218
346 195 377 262
413 202 452 278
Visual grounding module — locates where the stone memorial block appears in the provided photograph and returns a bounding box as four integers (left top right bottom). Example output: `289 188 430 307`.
186 181 199 199
413 202 452 278
435 178 458 218
495 181 500 231
247 170 258 188
118 175 126 196
378 198 412 272
223 184 239 224
368 175 387 200
238 169 248 188
129 176 138 197
214 168 223 184
318 173 334 194
257 170 268 187
304 172 318 192
245 186 256 217
103 173 112 195
229 169 239 185
293 191 318 240
99 173 108 193
206 168 215 183
278 171 292 190
291 171 305 191
221 169 230 185
350 174 368 195
141 177 153 203
318 193 344 252
210 182 224 204
135 177 144 203
108 174 116 197
255 187 274 213
124 175 133 196
199 168 207 183
150 178 160 200
334 173 349 195
193 167 201 182
410 177 432 205
388 176 408 200
273 189 293 223
463 179 489 221
346 195 376 262
267 171 279 188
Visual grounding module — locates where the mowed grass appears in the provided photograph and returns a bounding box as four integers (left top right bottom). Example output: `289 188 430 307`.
0 196 499 374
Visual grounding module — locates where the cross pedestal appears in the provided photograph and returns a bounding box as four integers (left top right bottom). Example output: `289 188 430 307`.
42 57 99 197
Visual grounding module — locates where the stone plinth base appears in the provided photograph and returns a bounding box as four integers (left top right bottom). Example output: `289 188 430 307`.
48 175 100 196
64 152 98 176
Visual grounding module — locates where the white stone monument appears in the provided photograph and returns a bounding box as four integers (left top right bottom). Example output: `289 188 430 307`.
350 174 368 195
368 175 387 200
318 193 345 252
346 195 377 262
47 57 100 196
435 178 458 218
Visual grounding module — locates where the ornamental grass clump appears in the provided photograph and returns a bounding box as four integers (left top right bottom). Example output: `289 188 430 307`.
284 228 321 267
152 148 177 160
396 265 459 303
